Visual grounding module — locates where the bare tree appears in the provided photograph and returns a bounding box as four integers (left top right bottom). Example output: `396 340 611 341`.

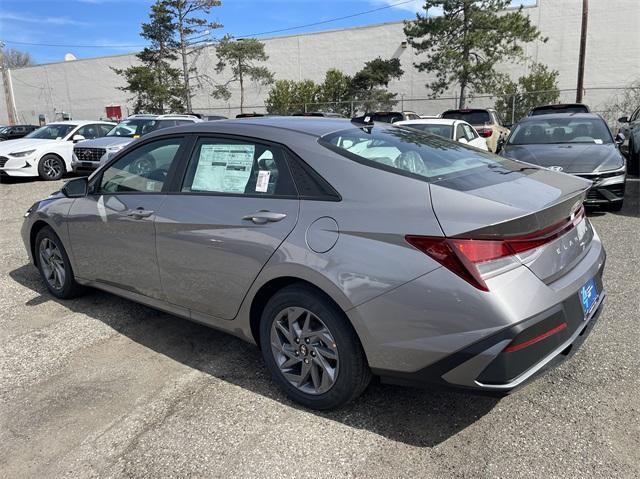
161 0 223 112
1 48 35 69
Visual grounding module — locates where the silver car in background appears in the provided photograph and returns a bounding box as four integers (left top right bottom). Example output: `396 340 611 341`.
71 114 202 174
22 117 606 410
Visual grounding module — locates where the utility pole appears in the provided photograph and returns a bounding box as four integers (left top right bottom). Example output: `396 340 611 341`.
0 42 18 125
576 0 588 103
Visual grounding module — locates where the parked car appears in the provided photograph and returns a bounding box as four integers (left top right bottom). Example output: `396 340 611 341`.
351 111 421 123
395 118 489 150
617 106 640 176
0 120 116 181
293 112 345 118
500 113 626 211
71 114 201 174
528 103 591 116
0 124 39 141
440 108 509 152
23 117 604 410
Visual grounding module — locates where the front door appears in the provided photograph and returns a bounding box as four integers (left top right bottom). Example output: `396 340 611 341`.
67 136 186 298
155 136 299 319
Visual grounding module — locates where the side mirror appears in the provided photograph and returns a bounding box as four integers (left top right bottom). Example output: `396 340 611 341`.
61 177 88 198
618 116 629 123
72 134 85 143
615 132 625 146
458 137 468 144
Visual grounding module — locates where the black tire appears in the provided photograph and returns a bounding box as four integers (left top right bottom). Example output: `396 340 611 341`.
260 284 371 410
38 154 65 181
604 201 624 212
35 226 85 299
628 138 639 176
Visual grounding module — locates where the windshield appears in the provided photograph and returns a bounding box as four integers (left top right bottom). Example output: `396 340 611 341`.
320 125 507 181
508 117 612 145
106 118 158 137
402 123 453 139
441 110 491 124
25 124 76 140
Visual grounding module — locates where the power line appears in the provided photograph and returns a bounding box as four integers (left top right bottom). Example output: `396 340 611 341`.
1 0 418 49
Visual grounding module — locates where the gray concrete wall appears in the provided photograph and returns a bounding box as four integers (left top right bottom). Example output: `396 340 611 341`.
1 0 639 124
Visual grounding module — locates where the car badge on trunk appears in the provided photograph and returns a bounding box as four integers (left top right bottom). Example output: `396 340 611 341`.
548 166 564 172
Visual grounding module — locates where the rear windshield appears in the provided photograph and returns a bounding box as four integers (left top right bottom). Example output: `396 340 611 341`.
366 113 404 123
402 123 453 139
320 125 507 181
508 117 612 145
441 110 491 124
530 105 589 115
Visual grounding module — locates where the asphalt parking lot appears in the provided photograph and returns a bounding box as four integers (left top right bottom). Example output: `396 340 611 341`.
0 176 638 479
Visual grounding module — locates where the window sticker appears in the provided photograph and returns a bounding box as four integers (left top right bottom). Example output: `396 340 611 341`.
255 170 271 192
192 144 255 193
594 139 603 144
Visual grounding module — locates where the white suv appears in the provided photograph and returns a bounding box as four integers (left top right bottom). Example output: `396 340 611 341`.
72 114 202 174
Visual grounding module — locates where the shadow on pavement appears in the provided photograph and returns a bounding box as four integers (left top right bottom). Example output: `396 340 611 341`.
9 263 498 448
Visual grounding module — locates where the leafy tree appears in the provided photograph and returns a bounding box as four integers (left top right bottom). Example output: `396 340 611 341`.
265 79 320 115
494 63 560 124
601 79 640 127
161 0 223 112
114 1 186 114
405 0 546 108
265 58 404 116
317 69 352 116
1 48 35 69
212 36 274 113
350 57 403 113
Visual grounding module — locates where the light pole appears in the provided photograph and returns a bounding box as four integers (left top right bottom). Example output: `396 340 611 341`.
576 0 588 103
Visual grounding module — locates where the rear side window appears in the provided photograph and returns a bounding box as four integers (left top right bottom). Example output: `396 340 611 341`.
320 125 507 181
441 110 491 124
285 150 340 201
181 138 296 197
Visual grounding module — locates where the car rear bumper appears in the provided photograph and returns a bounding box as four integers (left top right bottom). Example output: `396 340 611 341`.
349 226 606 393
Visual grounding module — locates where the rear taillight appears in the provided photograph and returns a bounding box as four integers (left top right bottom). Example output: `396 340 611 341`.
406 206 585 291
477 128 493 138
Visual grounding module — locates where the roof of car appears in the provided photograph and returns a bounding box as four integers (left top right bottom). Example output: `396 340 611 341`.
43 120 116 126
155 116 364 139
516 112 603 122
397 119 459 126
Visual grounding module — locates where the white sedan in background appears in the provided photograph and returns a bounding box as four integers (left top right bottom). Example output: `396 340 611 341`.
396 119 489 151
0 120 116 181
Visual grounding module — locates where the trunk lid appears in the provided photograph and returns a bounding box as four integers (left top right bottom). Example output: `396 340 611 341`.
429 161 593 282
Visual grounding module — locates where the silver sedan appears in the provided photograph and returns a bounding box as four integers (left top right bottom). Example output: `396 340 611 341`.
22 117 606 410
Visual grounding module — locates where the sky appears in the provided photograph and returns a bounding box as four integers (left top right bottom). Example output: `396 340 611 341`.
0 0 536 65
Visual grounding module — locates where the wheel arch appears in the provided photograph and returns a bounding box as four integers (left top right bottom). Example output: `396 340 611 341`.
29 220 52 265
248 276 356 351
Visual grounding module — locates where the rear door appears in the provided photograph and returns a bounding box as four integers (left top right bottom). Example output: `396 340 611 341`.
155 135 299 320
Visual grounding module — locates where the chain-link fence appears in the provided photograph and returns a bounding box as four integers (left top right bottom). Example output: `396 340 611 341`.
192 86 640 131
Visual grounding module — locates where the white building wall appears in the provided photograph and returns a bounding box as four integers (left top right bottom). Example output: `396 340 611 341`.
1 0 638 124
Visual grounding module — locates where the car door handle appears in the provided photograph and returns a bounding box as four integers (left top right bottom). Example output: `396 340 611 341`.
126 208 154 219
242 211 287 224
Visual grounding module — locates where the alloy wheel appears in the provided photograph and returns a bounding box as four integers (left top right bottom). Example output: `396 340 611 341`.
39 238 66 290
270 307 339 395
42 157 62 179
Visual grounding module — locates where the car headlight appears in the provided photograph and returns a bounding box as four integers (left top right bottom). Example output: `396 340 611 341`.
106 145 125 153
10 149 36 158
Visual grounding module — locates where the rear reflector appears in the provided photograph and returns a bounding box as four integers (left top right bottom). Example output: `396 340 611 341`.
503 322 568 353
406 206 585 291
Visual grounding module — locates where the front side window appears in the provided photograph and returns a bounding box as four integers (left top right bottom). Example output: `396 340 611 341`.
455 124 466 140
99 138 183 193
26 124 76 140
181 138 296 196
106 119 156 138
321 125 508 181
75 124 102 140
508 118 613 145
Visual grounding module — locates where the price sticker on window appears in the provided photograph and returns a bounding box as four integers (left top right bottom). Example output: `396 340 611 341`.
256 170 271 192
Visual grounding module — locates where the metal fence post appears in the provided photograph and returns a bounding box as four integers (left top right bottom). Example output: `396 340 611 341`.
511 94 516 125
